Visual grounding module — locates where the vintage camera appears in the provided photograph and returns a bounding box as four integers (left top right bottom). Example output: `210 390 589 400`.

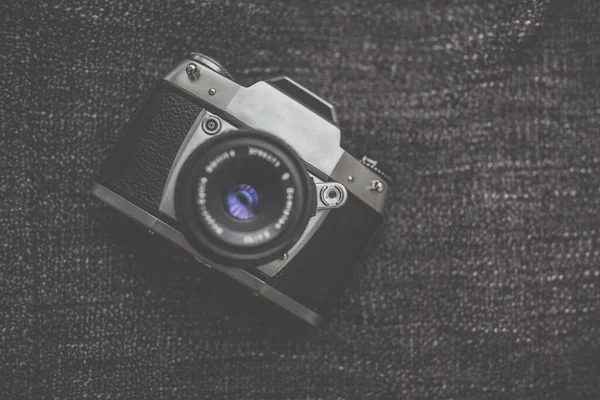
92 54 390 325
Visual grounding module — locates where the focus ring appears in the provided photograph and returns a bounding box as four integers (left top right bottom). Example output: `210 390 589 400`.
174 129 314 268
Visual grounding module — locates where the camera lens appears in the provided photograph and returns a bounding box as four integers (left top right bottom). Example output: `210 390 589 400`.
174 129 315 267
224 184 261 221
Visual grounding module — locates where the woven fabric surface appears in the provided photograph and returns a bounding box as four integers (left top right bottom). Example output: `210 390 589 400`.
2 0 600 398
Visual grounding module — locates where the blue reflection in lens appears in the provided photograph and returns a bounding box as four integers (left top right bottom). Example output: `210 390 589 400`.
224 184 261 221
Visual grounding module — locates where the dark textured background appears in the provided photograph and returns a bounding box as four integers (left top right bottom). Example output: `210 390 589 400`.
2 0 600 399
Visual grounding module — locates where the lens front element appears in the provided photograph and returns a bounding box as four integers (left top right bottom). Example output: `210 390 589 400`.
175 129 314 267
224 184 261 221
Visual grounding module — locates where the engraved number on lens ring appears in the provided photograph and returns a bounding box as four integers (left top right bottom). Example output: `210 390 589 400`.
201 115 222 135
318 183 346 208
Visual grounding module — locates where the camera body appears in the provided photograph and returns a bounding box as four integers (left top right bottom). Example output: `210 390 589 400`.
92 54 390 325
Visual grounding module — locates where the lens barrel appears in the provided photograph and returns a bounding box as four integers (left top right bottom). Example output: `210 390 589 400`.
174 129 314 267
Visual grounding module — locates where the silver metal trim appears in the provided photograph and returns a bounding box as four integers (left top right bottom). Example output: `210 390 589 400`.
257 180 346 277
256 209 330 277
185 63 201 80
266 76 339 126
316 182 347 210
165 59 386 214
201 115 222 135
369 180 385 193
330 151 389 214
164 60 344 176
159 112 238 220
92 182 323 326
361 155 379 167
165 60 241 111
158 120 341 279
225 82 344 176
